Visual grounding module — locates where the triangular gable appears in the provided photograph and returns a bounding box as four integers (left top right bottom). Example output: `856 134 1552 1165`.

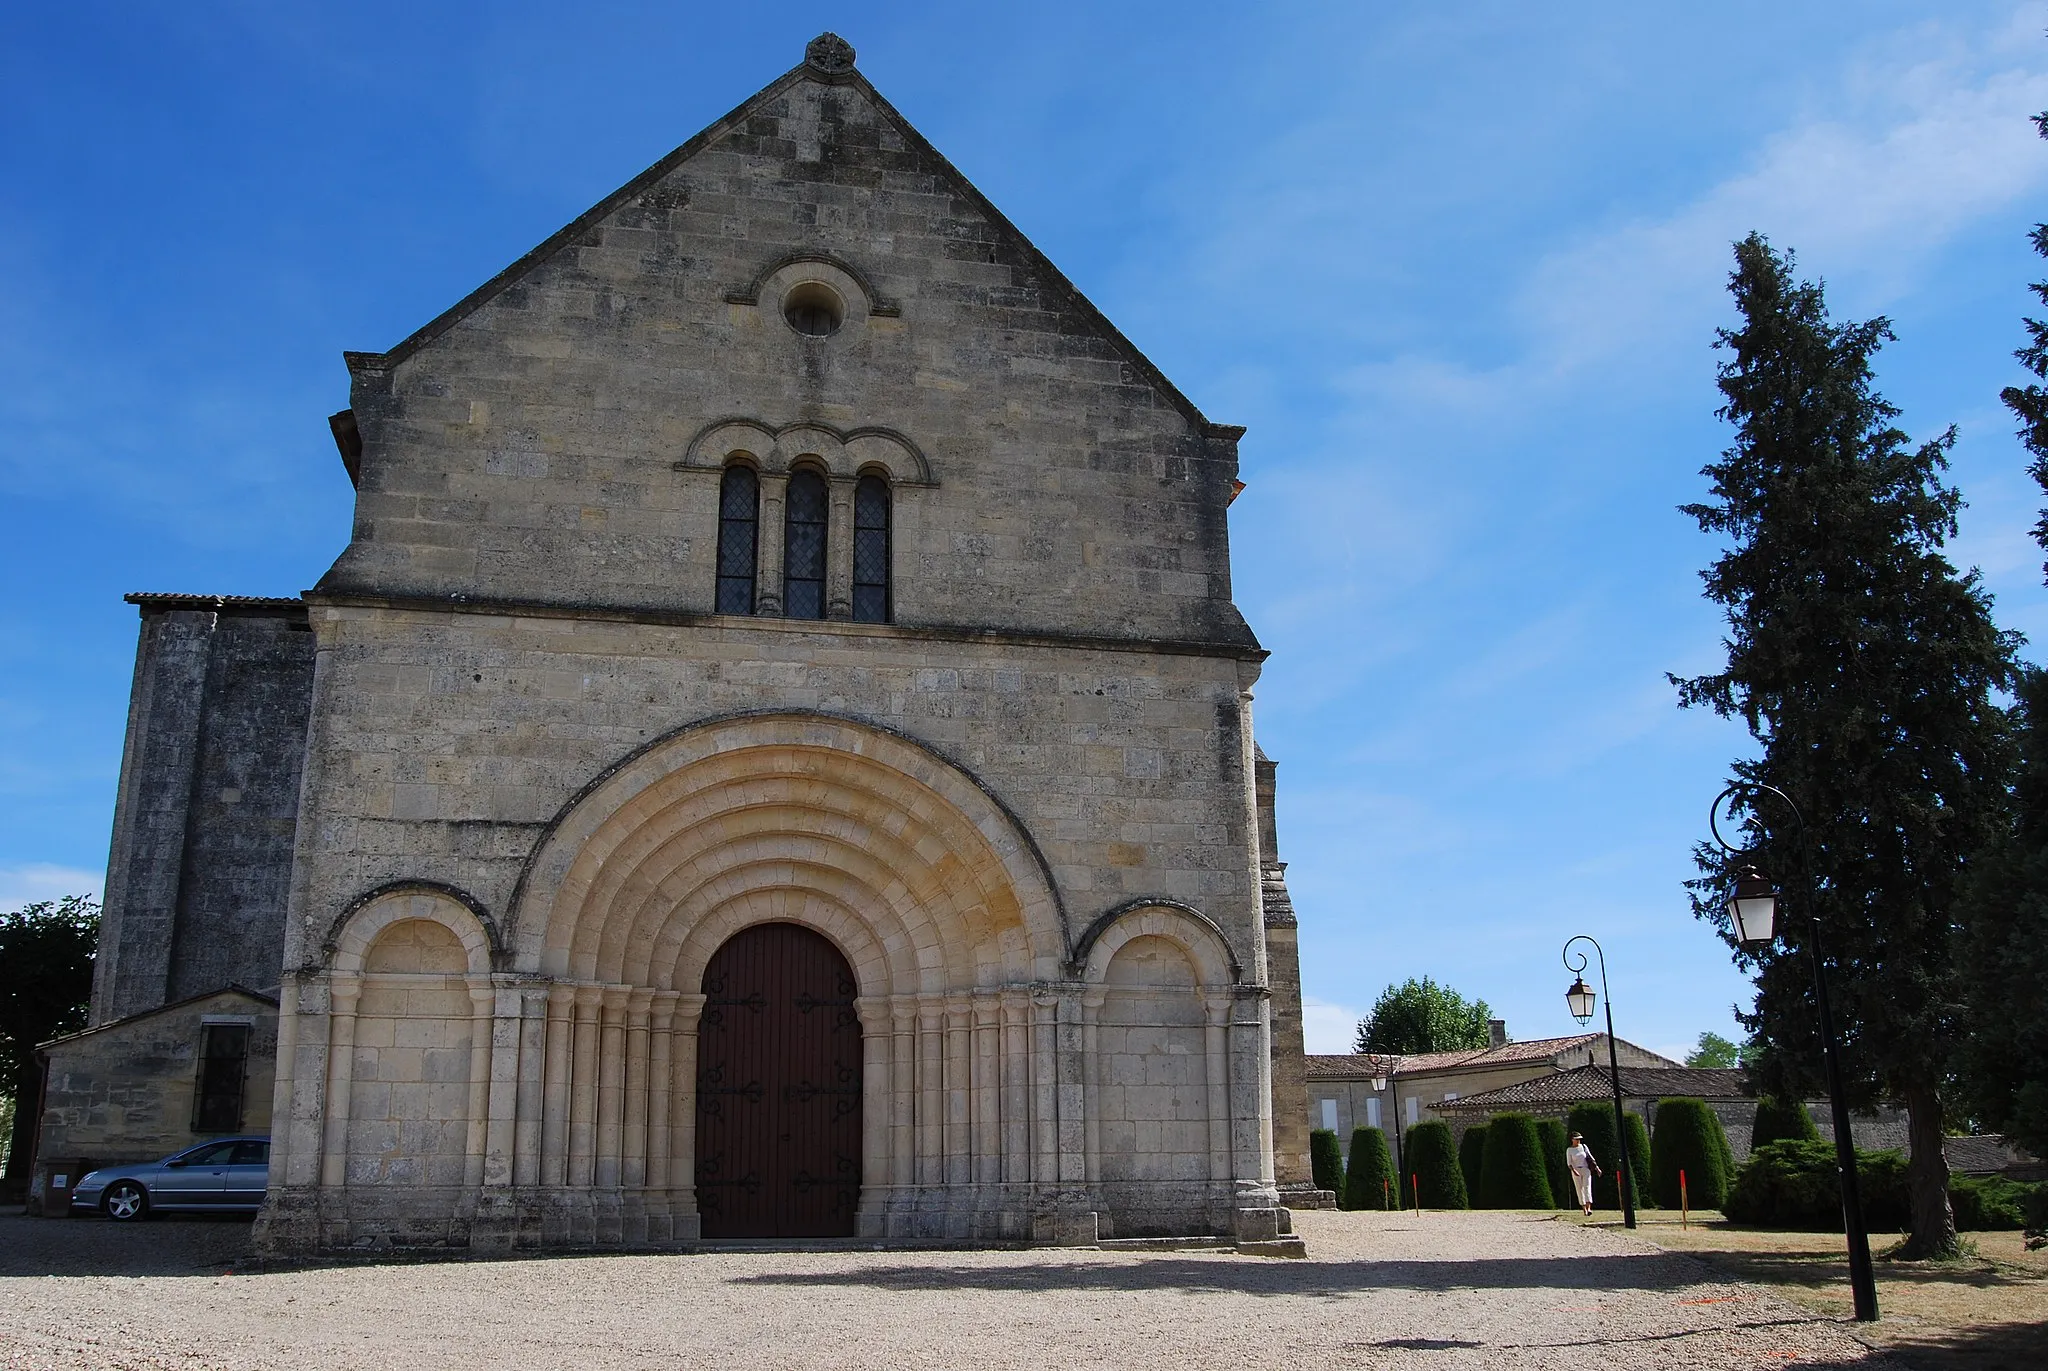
346 35 1239 441
37 985 278 1052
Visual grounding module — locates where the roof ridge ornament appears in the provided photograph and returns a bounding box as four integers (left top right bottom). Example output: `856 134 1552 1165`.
805 32 856 75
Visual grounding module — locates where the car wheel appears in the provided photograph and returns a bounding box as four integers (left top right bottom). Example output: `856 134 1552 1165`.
103 1181 148 1221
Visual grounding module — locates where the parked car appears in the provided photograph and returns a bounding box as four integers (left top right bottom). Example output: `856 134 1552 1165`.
69 1138 270 1219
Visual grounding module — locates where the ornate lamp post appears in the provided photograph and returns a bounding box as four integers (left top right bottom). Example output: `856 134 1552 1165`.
1370 1061 1403 1195
1561 935 1636 1229
1710 783 1878 1323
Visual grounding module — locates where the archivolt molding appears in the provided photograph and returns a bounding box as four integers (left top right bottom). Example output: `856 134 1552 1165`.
723 251 901 317
678 418 936 487
327 883 496 977
1072 898 1243 987
506 712 1067 992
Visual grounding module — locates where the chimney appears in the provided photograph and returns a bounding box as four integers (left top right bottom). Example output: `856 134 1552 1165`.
1488 1019 1507 1049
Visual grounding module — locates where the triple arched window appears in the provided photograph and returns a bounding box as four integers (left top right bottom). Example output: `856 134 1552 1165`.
713 464 891 622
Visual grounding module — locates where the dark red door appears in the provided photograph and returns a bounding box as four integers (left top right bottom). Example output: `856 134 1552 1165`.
695 922 862 1238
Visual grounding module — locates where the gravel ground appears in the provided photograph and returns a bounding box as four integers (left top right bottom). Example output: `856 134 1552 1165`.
0 1209 1901 1370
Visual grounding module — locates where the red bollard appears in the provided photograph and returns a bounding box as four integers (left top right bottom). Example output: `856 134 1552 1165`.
1680 1169 1689 1230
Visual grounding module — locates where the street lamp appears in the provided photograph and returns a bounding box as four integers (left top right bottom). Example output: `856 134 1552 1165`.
1370 1060 1404 1199
1561 936 1636 1229
1710 783 1879 1323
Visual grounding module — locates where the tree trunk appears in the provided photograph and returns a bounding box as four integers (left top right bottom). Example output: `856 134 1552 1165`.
1896 1082 1957 1260
3 1056 44 1201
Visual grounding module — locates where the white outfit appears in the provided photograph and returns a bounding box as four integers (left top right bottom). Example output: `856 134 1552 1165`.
1566 1143 1598 1208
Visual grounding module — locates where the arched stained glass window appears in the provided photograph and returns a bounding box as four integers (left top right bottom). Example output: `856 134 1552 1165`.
715 464 758 615
783 468 828 620
853 474 890 623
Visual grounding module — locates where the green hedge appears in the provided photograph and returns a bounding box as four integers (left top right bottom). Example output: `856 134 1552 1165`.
1343 1126 1398 1210
1948 1175 2048 1232
1458 1124 1488 1201
1624 1112 1654 1209
1478 1112 1556 1208
1723 1139 1911 1231
1310 1128 1345 1196
1751 1095 1820 1149
1651 1098 1730 1210
1406 1119 1469 1209
1537 1118 1573 1210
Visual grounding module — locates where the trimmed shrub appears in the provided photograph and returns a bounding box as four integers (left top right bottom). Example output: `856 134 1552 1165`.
1650 1098 1729 1211
1310 1128 1345 1196
1623 1112 1654 1210
1537 1118 1574 1210
1723 1139 1911 1231
1343 1126 1398 1210
1406 1119 1469 1209
1458 1124 1489 1201
1478 1112 1556 1209
1750 1095 1820 1150
1949 1176 2048 1232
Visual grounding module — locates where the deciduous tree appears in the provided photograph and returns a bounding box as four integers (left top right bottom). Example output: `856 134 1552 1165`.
0 897 99 1189
1353 976 1494 1055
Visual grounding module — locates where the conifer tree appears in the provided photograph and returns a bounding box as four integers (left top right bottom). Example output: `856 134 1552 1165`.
1955 104 2048 1164
1677 234 2018 1258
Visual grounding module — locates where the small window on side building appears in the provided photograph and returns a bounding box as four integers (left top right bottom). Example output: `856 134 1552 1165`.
192 1024 250 1133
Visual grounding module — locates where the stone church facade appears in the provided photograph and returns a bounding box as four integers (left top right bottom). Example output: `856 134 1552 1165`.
73 34 1314 1253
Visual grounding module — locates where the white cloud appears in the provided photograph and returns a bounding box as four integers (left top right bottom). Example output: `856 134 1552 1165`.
1344 21 2048 420
0 864 101 910
1302 995 1363 1054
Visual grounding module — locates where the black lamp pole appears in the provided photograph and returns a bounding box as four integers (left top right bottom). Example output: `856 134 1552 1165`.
1711 783 1878 1323
1563 935 1636 1229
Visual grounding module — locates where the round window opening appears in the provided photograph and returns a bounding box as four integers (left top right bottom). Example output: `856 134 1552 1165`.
783 281 845 337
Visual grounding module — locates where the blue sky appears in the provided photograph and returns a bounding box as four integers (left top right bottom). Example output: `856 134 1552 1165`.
6 2 2047 1061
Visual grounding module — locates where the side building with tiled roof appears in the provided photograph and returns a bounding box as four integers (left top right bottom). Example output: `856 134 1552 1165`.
1303 1029 1680 1153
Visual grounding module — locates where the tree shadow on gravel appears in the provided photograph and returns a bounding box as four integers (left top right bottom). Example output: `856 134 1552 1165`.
729 1252 1722 1299
0 1213 253 1278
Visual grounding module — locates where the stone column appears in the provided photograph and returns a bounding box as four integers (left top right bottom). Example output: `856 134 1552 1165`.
569 986 600 1189
944 994 972 1192
1204 993 1232 1186
464 977 496 1189
540 985 574 1188
889 999 916 1196
999 989 1031 1187
826 478 854 619
646 990 678 1236
915 995 944 1189
1079 989 1105 1186
514 985 550 1188
757 472 787 615
670 993 706 1241
971 995 1001 1190
318 974 360 1190
854 996 891 1237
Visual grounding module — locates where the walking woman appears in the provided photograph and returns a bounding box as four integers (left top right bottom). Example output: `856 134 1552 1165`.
1565 1132 1601 1216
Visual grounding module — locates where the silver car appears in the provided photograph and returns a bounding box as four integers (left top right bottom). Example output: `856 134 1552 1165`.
69 1137 270 1220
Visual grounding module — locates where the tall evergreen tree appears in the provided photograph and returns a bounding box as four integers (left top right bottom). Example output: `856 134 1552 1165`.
1676 234 2018 1259
1956 105 2048 1164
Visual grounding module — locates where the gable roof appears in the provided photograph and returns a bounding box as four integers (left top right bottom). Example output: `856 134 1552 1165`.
1303 1033 1621 1082
36 985 278 1053
1433 1065 1753 1112
347 34 1238 441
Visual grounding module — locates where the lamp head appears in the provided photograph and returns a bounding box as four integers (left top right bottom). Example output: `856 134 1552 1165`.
1727 866 1779 946
1565 975 1597 1025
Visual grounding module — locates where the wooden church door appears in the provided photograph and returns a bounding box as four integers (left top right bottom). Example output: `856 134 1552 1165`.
694 922 863 1238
